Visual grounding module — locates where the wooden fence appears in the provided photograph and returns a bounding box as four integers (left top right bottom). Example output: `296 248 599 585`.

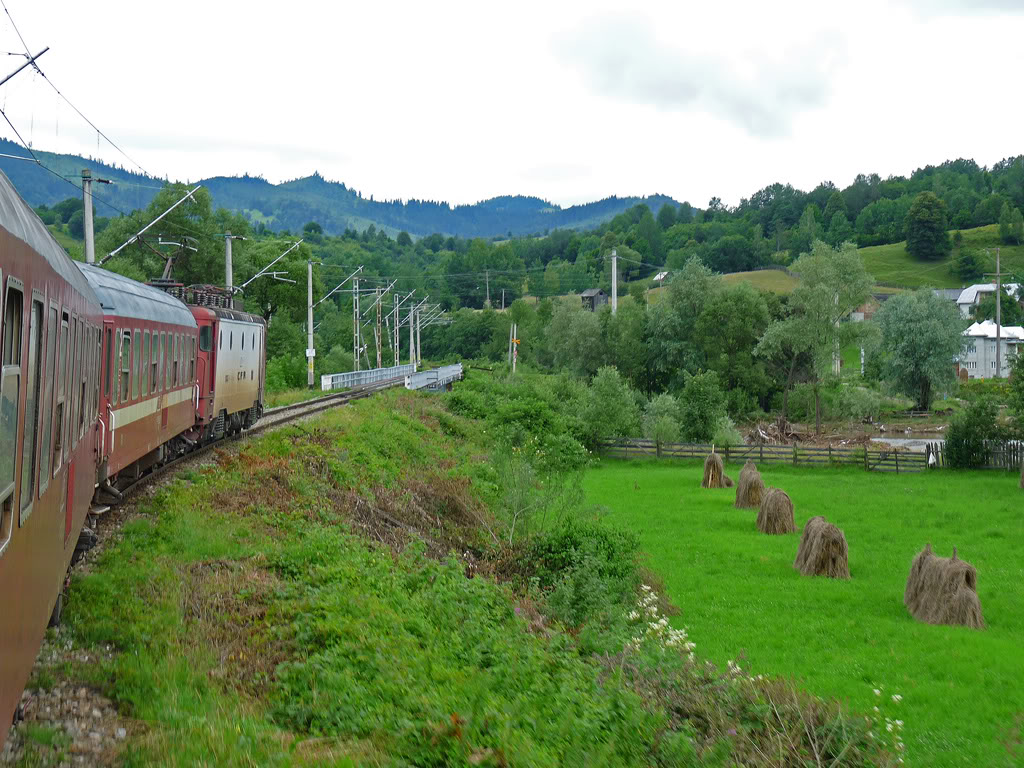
924 440 1024 471
598 439 929 473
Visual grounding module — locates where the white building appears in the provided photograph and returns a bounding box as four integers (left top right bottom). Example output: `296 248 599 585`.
959 320 1024 378
956 283 1022 318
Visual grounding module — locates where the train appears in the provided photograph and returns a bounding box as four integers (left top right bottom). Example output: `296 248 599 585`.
0 169 267 745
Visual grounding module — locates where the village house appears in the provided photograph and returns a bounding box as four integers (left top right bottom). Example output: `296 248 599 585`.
956 283 1022 318
580 288 608 311
958 320 1024 379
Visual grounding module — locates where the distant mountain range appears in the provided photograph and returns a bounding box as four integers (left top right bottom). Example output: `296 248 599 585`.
0 139 684 238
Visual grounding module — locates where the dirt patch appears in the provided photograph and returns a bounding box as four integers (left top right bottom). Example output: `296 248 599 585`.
180 557 287 695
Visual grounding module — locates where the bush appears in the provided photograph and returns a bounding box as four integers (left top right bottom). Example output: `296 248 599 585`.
678 370 727 442
642 393 681 446
945 397 1005 468
836 386 883 421
712 415 744 447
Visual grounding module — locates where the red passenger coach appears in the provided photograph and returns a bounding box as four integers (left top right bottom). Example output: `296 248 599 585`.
76 265 199 486
0 172 103 736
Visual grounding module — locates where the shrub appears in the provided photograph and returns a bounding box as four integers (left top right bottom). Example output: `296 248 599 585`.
945 397 1005 468
712 415 744 447
678 370 727 442
643 393 682 446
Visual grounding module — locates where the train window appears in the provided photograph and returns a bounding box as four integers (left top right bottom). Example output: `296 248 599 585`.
39 306 57 494
200 325 212 352
230 331 233 350
189 338 195 382
77 321 86 441
164 333 171 389
150 332 159 394
69 317 79 452
19 297 42 521
0 279 24 530
132 330 141 400
219 330 222 350
142 331 150 396
53 312 69 474
119 330 131 404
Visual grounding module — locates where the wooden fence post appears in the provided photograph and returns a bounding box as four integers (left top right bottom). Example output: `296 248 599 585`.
725 445 730 465
895 451 899 474
864 448 869 471
793 443 797 466
760 443 763 463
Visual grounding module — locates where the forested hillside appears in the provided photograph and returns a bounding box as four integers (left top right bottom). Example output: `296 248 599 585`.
0 139 681 238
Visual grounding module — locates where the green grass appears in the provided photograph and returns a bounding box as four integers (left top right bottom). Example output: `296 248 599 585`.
264 387 324 408
720 269 800 294
859 224 1024 289
582 459 1024 767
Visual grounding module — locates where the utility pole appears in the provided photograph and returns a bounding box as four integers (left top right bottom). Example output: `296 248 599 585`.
501 288 505 311
485 269 491 308
611 248 618 315
306 261 315 388
986 248 1006 377
352 276 360 371
416 308 422 365
82 169 95 264
376 290 385 370
409 303 416 366
393 293 400 367
224 231 233 291
512 323 518 373
508 322 514 364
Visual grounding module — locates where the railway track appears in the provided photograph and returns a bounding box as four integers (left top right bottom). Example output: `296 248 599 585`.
110 377 406 504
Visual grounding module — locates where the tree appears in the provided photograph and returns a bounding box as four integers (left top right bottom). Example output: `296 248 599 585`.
822 191 848 225
755 241 872 433
1015 208 1024 245
952 247 983 282
999 202 1014 244
68 209 85 240
677 370 727 442
397 231 413 247
303 221 323 235
656 204 676 231
905 192 951 261
875 289 967 410
825 211 853 247
584 366 642 440
642 393 681 455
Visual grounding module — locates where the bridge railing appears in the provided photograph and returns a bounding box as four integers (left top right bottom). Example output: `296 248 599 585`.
320 363 417 391
405 363 464 392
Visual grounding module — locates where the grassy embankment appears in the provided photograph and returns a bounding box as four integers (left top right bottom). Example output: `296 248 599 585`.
583 459 1024 767
859 224 1024 289
18 385 896 767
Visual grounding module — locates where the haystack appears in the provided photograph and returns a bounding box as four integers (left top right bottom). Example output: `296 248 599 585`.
756 488 795 534
702 452 726 489
734 462 765 509
793 516 849 578
904 544 984 629
723 474 734 488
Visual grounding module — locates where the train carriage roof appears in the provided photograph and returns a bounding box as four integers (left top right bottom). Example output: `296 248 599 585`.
0 169 96 299
76 263 197 328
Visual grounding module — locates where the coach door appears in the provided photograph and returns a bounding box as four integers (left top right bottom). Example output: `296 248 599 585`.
197 322 214 421
100 321 114 462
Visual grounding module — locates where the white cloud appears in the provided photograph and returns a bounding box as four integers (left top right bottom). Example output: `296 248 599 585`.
557 15 847 137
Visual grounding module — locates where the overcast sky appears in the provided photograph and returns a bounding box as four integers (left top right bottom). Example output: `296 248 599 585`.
2 0 1022 209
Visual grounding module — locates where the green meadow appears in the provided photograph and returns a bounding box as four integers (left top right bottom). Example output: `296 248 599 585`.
582 459 1024 768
